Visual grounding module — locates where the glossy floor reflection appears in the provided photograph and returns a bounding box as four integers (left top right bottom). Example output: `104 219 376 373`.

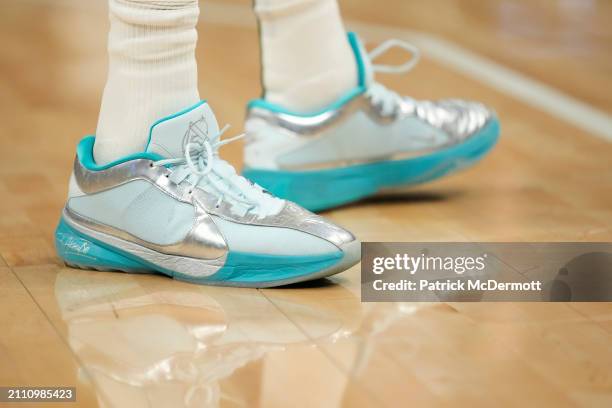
53 268 372 407
7 262 612 406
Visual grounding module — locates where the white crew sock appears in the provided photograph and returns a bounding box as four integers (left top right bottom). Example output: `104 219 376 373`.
94 0 200 165
254 0 357 113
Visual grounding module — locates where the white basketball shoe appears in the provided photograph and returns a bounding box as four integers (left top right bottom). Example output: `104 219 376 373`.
243 33 500 211
55 101 359 287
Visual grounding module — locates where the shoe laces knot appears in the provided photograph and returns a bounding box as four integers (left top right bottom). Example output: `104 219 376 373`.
153 123 282 218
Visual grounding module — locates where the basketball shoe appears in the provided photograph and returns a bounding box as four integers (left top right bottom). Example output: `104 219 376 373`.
55 101 359 287
242 33 500 211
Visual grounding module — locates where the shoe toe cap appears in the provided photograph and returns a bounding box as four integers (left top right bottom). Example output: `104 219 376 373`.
275 201 357 248
437 99 497 142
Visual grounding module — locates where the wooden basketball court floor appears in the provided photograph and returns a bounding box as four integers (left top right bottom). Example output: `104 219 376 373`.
1 0 611 406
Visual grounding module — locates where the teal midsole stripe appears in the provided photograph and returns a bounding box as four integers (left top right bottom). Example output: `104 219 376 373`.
55 218 343 284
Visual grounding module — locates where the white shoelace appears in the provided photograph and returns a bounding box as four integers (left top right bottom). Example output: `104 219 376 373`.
153 124 282 218
365 39 421 116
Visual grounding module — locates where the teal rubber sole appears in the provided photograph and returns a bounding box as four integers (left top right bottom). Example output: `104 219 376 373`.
243 119 500 212
55 218 352 288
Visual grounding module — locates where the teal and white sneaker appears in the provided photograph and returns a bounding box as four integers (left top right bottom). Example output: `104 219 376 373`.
242 32 500 211
55 101 360 288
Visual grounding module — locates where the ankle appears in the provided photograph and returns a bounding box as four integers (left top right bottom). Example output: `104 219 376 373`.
255 0 357 113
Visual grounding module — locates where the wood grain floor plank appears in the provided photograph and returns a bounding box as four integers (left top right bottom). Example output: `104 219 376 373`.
0 267 98 407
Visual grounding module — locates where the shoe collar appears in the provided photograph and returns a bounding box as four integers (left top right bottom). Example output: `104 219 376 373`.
77 101 218 171
247 32 369 118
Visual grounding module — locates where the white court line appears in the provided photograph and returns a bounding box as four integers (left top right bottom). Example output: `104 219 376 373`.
30 0 612 142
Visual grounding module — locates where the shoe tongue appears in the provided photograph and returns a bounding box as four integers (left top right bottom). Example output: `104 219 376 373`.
146 101 220 159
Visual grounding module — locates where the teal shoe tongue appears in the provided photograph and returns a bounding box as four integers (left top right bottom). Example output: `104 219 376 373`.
145 101 220 159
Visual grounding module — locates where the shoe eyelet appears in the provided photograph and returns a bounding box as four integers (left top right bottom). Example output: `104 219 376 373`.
165 174 169 178
149 162 154 168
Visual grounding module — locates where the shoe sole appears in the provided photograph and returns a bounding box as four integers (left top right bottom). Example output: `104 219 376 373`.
55 217 361 288
243 118 500 211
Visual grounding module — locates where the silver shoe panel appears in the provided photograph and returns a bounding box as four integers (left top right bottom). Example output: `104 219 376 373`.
72 158 228 259
192 190 356 248
74 157 167 196
64 205 227 260
72 156 354 250
63 208 226 278
410 98 493 141
247 93 494 171
248 92 398 138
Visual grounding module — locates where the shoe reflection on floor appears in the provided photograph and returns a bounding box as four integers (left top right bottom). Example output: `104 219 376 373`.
54 269 372 407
